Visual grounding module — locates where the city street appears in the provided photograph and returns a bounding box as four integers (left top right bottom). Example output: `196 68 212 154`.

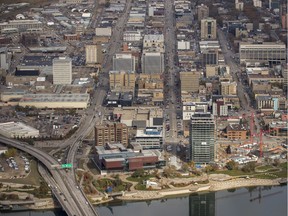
164 0 178 144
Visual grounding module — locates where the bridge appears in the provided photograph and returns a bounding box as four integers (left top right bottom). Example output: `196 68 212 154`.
0 136 99 216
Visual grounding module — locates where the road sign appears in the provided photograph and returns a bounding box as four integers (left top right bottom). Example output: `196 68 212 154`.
61 163 72 168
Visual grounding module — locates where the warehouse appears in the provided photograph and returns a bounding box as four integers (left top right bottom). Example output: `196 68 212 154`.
0 122 39 138
18 93 90 109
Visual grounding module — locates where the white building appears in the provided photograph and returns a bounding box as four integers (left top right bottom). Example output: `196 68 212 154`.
182 102 209 120
132 127 163 149
52 57 72 85
177 41 191 50
123 31 142 42
0 122 39 138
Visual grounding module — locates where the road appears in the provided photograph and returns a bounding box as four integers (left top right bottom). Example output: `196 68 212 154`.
164 0 178 144
217 28 250 111
0 135 95 216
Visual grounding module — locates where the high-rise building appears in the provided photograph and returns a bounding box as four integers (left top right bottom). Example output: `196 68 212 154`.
85 44 103 65
109 70 136 91
189 112 215 163
95 123 128 147
197 4 209 21
141 52 164 74
113 53 136 72
52 57 72 85
239 42 286 65
201 18 217 40
180 71 201 93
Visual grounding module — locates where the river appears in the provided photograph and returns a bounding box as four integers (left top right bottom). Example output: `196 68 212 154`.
0 186 286 216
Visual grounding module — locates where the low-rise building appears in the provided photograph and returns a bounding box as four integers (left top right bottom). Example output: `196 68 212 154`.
225 123 247 140
0 122 39 138
94 143 163 171
131 127 163 149
18 93 90 109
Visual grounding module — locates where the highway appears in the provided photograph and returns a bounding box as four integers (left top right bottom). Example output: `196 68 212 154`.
0 135 94 216
50 0 132 156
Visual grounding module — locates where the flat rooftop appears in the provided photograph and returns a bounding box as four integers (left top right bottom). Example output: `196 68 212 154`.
0 122 38 135
20 93 89 103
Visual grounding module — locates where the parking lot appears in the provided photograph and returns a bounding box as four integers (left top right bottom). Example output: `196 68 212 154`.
0 154 31 179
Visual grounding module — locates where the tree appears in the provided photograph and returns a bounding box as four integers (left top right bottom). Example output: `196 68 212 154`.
226 145 232 154
4 148 17 158
241 162 256 173
131 169 145 178
272 159 280 167
226 160 238 170
181 163 190 172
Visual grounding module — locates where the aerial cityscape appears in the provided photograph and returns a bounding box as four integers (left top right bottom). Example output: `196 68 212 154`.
0 0 287 215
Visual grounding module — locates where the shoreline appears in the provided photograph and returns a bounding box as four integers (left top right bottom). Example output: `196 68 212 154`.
0 178 285 212
115 178 282 201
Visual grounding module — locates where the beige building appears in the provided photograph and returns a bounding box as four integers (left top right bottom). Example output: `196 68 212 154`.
201 18 217 40
180 71 201 93
95 123 128 146
206 65 218 77
85 44 103 65
221 81 237 95
52 57 72 85
197 4 209 21
239 42 286 64
109 71 135 91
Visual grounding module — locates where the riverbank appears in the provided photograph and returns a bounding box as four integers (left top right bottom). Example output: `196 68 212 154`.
0 177 284 212
115 177 282 201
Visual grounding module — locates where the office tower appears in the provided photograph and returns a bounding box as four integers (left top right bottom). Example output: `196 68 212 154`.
239 42 286 65
109 70 136 91
200 18 217 40
197 4 209 21
113 53 136 72
189 113 215 163
180 71 201 93
95 123 128 146
85 44 103 65
52 57 72 85
141 52 164 74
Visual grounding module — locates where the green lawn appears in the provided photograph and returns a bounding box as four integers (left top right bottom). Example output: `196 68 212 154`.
256 165 274 171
